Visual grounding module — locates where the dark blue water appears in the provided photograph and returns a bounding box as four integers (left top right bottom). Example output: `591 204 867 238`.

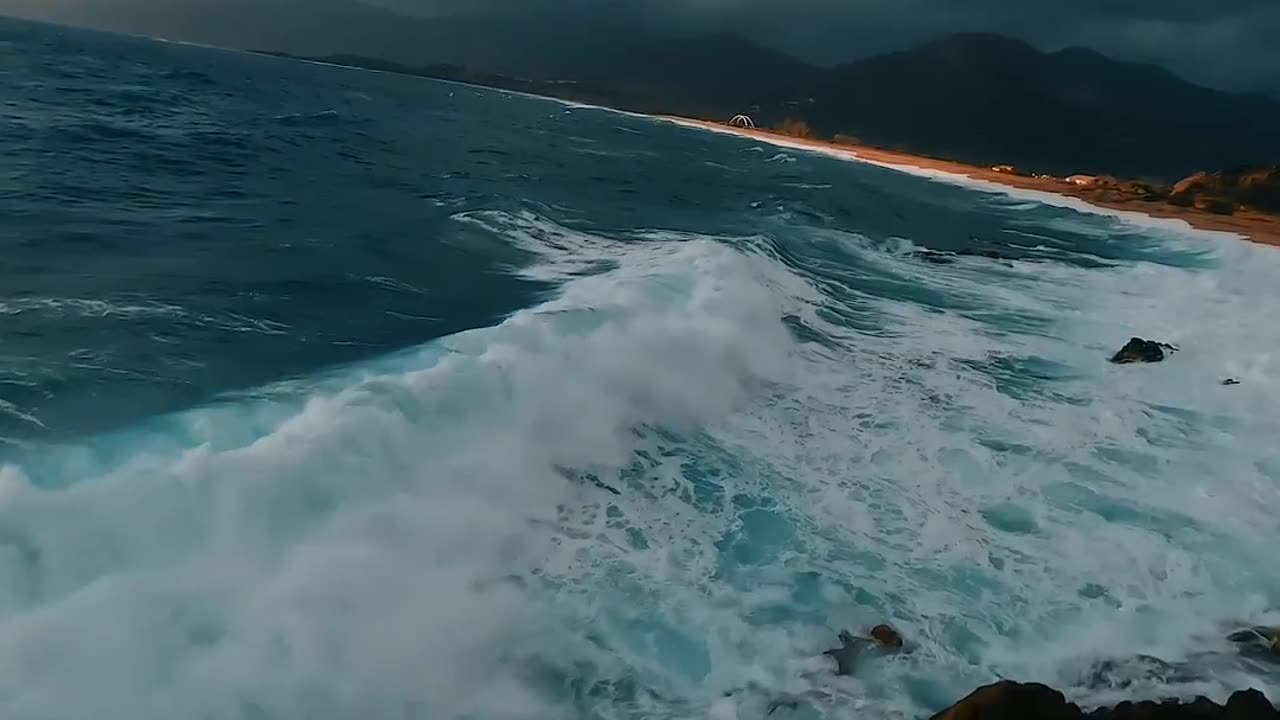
2 16 1279 720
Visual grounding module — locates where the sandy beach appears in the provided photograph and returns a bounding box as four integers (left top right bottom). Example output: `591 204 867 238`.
661 116 1280 248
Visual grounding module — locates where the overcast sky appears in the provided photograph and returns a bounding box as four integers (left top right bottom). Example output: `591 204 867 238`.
4 0 1278 94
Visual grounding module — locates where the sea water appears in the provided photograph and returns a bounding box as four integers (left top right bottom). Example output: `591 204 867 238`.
2 16 1279 720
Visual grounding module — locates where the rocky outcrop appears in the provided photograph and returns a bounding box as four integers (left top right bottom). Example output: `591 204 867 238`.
929 681 1279 720
1194 196 1237 215
1083 177 1172 204
931 628 1280 719
929 682 1080 720
1057 165 1278 217
1110 338 1177 364
1170 166 1280 213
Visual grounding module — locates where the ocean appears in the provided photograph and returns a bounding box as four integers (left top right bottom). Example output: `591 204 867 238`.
2 16 1279 720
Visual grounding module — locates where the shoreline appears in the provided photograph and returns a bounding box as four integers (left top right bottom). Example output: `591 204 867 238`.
659 116 1280 248
228 47 1280 248
193 46 1280 248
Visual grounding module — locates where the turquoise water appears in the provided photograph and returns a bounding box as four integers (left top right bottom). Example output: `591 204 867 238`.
2 16 1279 720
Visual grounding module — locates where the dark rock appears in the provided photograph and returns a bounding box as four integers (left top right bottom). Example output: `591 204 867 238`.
1084 655 1205 690
1225 690 1279 719
929 681 1082 720
767 697 800 715
554 466 621 495
1227 626 1279 645
912 249 958 264
1173 171 1212 196
1173 166 1280 213
1095 693 1280 720
1087 178 1172 204
1110 338 1177 364
823 631 864 676
911 248 1008 263
1227 626 1280 663
1194 196 1236 215
930 682 1280 720
823 624 905 675
957 248 1008 260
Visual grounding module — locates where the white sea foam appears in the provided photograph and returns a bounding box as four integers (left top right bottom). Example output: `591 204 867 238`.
0 218 798 720
3 195 1280 720
443 211 1280 715
0 297 187 320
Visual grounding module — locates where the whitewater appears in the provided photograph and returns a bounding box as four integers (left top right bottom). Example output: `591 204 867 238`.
2 16 1279 720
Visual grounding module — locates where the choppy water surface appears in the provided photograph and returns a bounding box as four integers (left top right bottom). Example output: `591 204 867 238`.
2 16 1279 720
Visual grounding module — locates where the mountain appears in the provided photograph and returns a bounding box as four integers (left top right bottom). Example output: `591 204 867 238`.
800 33 1280 178
387 27 1280 180
13 0 1276 178
280 30 1280 180
552 32 823 114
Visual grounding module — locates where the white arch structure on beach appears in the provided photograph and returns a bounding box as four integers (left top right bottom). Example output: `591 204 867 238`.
728 114 756 129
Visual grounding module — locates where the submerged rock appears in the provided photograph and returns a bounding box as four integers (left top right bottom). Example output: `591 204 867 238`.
929 681 1280 720
911 249 958 264
1109 337 1177 364
1083 655 1207 690
1227 626 1280 663
823 631 864 676
909 248 1008 264
823 624 905 676
1080 627 1280 691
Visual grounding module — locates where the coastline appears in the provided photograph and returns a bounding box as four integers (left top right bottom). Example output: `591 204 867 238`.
230 48 1279 248
235 48 1280 248
659 116 1280 248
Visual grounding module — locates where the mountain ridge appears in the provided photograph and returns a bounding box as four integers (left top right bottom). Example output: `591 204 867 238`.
14 4 1264 180
255 28 1280 180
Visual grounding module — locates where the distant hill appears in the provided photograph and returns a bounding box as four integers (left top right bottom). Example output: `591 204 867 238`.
801 34 1280 178
544 31 1280 179
557 32 823 115
263 27 1280 180
426 30 1280 180
9 0 1280 178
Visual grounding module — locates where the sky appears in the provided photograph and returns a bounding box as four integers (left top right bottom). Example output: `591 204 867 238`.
3 0 1278 94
